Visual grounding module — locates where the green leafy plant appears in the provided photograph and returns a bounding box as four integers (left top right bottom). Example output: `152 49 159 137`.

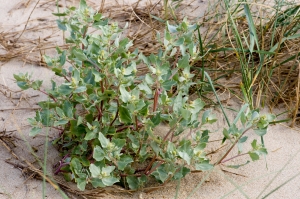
14 0 275 191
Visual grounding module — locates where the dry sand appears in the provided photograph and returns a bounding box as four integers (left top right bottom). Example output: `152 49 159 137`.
0 0 300 199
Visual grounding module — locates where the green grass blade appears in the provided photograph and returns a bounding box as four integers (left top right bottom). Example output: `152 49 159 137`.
256 148 300 198
204 70 230 127
243 0 260 52
218 169 250 199
262 171 300 199
233 104 249 125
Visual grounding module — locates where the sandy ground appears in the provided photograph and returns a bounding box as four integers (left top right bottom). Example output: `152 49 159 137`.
0 0 300 199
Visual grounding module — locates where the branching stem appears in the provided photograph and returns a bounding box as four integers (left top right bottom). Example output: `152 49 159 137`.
215 126 252 165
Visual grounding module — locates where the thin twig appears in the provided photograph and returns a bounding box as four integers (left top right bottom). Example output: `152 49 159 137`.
15 0 41 42
0 138 19 159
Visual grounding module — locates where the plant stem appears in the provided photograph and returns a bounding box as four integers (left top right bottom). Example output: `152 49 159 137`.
144 156 157 175
51 126 64 131
135 115 139 131
96 105 102 121
163 124 179 141
146 161 164 175
215 126 252 165
38 89 57 102
110 103 119 126
221 152 248 164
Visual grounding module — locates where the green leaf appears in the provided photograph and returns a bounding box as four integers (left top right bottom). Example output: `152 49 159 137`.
180 108 191 120
74 86 87 93
173 37 184 46
54 119 68 126
90 178 105 188
127 134 139 149
177 150 191 165
102 176 119 186
238 136 248 143
249 152 259 161
266 114 276 122
55 107 65 117
126 176 139 190
102 166 115 175
151 164 169 183
93 146 105 161
135 100 146 111
70 120 86 136
76 178 87 191
92 69 102 82
84 130 96 140
77 116 83 126
145 74 154 85
226 161 250 169
139 101 149 116
52 12 68 17
40 109 52 126
254 127 267 136
43 55 53 66
202 110 217 124
190 99 205 113
70 158 82 172
58 84 72 95
139 53 150 65
89 164 100 178
251 139 258 149
32 80 43 90
13 74 23 81
79 0 87 10
28 118 37 126
73 49 87 61
151 113 161 126
56 19 67 31
16 81 29 90
150 141 161 156
112 138 126 149
243 3 259 53
98 132 110 148
173 92 183 114
173 167 190 180
29 127 42 136
119 106 132 124
63 101 73 118
93 13 103 21
161 80 176 91
178 54 190 68
117 155 133 171
195 162 213 171
119 85 131 103
238 136 248 152
138 82 152 95
167 21 177 33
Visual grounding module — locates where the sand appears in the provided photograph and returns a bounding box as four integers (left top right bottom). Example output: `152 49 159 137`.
0 0 300 199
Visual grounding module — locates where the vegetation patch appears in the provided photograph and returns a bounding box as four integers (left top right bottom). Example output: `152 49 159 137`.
14 0 276 191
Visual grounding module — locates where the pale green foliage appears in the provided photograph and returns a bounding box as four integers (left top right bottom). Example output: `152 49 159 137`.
14 0 275 191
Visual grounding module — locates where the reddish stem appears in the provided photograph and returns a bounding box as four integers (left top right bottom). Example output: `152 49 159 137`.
119 173 142 177
135 115 139 131
221 152 248 164
38 89 57 102
144 156 157 175
215 126 252 165
146 161 164 175
110 101 119 126
153 88 162 112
